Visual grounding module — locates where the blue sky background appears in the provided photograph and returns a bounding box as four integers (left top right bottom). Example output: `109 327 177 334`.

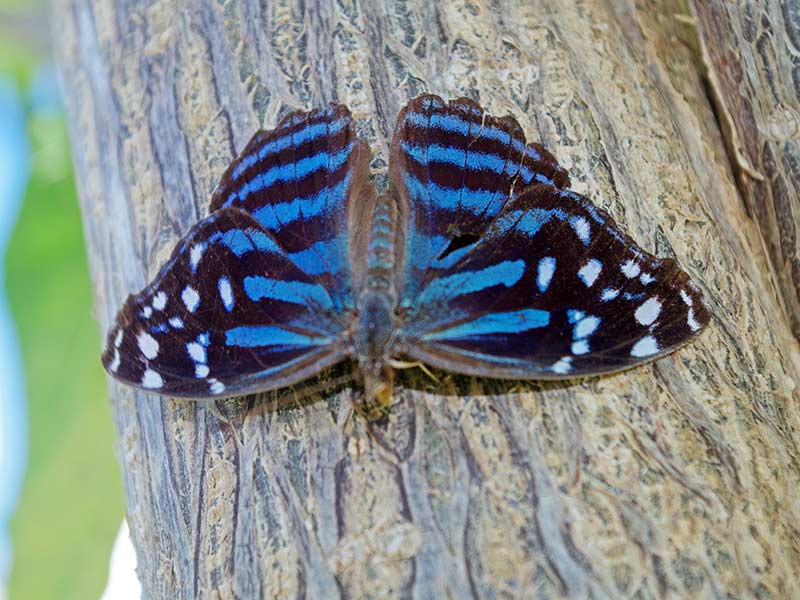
0 74 29 594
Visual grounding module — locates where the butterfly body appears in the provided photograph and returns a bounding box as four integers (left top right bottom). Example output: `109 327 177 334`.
351 288 399 403
103 94 709 401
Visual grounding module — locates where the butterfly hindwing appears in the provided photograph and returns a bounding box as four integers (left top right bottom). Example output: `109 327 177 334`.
102 208 349 397
399 185 710 378
210 104 371 310
389 94 570 305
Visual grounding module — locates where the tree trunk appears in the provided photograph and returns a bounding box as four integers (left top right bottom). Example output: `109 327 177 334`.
690 1 800 340
54 0 800 598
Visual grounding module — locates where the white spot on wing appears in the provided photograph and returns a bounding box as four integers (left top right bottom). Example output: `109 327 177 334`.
687 308 701 332
209 379 225 394
142 306 153 318
577 259 602 287
621 260 641 278
218 277 234 310
182 286 200 312
631 335 659 357
187 342 206 363
108 350 120 372
190 243 206 271
551 356 573 374
635 297 662 326
537 257 556 292
680 289 693 306
152 291 167 310
575 316 600 339
639 272 655 285
601 288 619 301
195 364 210 378
137 331 159 359
571 340 589 355
570 216 591 244
169 317 184 329
141 369 164 389
114 329 124 348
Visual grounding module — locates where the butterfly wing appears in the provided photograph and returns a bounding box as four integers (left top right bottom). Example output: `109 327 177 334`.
210 104 371 310
104 104 376 397
102 208 352 397
398 185 710 378
389 94 570 306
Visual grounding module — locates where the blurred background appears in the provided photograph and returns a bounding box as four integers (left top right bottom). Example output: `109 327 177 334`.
1 1 125 598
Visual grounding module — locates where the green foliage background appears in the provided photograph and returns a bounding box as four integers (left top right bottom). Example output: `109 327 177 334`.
2 3 125 598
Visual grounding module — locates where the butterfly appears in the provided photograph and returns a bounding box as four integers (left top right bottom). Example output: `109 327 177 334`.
102 94 710 403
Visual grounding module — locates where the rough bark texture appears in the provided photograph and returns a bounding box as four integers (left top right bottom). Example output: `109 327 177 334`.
54 0 800 598
691 0 800 340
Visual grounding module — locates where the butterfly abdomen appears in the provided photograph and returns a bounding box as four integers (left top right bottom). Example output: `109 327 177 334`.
364 195 399 293
352 194 403 400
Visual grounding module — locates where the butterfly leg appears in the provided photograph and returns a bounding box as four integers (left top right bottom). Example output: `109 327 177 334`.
357 368 395 421
341 402 355 433
345 395 385 430
388 359 440 383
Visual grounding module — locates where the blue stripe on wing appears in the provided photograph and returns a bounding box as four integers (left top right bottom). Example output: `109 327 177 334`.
399 140 554 185
402 110 540 161
402 172 504 215
210 104 371 312
399 104 555 186
225 142 355 208
231 114 348 179
243 276 333 310
210 228 278 255
288 238 345 276
102 207 350 398
422 308 550 341
251 171 352 229
416 259 525 306
225 325 331 348
390 94 570 306
400 183 710 380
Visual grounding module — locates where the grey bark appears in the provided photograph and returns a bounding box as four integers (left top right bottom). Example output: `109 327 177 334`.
691 0 800 340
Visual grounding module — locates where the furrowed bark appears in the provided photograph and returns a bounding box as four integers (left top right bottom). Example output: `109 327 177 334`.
55 0 800 598
690 0 800 340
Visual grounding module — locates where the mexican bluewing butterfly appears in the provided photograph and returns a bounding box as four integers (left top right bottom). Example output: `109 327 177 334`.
102 94 709 402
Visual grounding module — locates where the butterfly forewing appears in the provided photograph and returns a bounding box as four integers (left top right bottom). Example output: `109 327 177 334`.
399 185 710 378
102 208 350 397
210 104 371 311
389 94 570 305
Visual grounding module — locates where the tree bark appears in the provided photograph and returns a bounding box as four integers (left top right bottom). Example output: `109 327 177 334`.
54 0 800 598
690 1 800 340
